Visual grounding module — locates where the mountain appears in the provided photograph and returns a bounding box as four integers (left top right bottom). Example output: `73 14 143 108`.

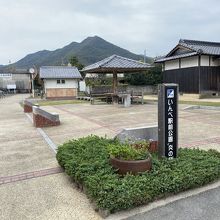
5 36 153 69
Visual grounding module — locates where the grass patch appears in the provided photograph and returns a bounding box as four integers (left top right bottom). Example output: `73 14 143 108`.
37 99 87 106
56 135 220 213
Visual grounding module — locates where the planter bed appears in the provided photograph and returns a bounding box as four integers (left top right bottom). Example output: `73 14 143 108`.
56 135 220 215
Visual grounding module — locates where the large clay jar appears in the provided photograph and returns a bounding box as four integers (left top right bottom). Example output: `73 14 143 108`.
110 156 152 175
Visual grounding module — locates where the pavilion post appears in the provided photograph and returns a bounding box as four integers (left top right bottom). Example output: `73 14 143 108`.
112 72 118 94
112 71 118 104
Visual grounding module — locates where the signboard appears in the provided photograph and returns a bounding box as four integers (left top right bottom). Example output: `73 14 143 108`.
7 84 16 89
0 73 12 78
158 84 178 159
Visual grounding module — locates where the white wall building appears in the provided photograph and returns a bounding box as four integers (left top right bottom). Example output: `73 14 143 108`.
40 66 82 99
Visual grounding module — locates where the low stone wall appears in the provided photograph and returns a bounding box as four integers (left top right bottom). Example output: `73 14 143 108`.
23 100 38 113
33 106 60 128
115 125 158 143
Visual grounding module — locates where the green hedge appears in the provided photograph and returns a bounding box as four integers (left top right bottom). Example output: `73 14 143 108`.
56 135 220 213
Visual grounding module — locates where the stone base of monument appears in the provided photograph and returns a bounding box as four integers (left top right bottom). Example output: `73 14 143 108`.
110 156 152 175
115 125 158 143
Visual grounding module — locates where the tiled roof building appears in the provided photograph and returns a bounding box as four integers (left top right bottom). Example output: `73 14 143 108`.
155 39 220 94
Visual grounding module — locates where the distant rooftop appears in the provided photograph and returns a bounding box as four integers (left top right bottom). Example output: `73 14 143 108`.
82 54 151 73
0 68 30 74
155 39 220 62
40 66 82 79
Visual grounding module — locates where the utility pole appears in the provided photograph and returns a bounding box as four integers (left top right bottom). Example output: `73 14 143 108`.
144 49 146 63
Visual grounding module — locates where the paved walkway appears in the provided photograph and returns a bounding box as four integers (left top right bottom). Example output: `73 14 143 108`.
0 94 219 220
0 95 101 220
126 186 220 220
41 102 220 151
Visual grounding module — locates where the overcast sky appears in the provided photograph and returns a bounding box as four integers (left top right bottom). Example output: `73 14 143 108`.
0 0 219 65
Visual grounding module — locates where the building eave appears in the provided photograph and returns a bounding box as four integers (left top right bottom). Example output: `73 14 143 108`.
155 52 198 63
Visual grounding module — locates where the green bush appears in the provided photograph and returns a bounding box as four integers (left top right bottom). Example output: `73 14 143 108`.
124 64 162 86
56 135 220 213
107 141 150 160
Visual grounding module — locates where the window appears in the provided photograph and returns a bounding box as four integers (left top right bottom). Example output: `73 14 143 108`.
57 79 65 84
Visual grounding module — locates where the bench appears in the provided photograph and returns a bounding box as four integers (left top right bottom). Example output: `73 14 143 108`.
90 93 113 104
23 100 39 113
32 106 60 128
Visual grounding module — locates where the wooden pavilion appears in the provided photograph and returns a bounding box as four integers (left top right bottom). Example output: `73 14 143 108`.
82 55 151 102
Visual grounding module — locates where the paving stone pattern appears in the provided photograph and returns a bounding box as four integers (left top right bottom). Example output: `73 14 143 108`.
0 167 63 185
0 94 219 220
0 95 102 220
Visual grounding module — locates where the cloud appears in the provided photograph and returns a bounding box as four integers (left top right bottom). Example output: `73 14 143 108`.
0 0 219 64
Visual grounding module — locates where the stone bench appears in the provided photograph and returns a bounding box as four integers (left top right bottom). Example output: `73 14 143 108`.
23 100 39 113
32 106 60 128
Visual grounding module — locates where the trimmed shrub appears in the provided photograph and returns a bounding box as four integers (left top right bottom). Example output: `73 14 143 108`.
56 135 220 213
107 141 150 160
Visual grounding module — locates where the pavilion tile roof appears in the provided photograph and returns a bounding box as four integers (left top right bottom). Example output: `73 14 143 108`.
82 55 151 73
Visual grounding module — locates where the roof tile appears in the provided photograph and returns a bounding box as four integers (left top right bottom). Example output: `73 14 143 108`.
40 66 82 79
82 55 151 73
155 39 220 63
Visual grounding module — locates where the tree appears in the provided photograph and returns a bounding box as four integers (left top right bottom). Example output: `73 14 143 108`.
124 64 162 86
69 56 85 78
69 56 84 70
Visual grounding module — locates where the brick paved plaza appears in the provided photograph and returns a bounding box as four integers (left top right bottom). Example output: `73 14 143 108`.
0 94 219 220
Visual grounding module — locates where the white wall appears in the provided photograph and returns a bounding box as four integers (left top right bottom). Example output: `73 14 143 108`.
201 55 209 66
79 80 86 92
201 55 220 66
164 55 220 71
164 60 179 70
164 56 199 70
44 79 78 89
181 56 198 68
210 57 220 66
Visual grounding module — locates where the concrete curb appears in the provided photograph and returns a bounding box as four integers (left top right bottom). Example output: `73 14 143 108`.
37 128 57 153
106 180 220 220
183 105 220 111
25 113 57 153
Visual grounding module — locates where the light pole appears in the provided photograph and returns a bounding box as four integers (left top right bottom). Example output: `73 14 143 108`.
29 67 35 98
